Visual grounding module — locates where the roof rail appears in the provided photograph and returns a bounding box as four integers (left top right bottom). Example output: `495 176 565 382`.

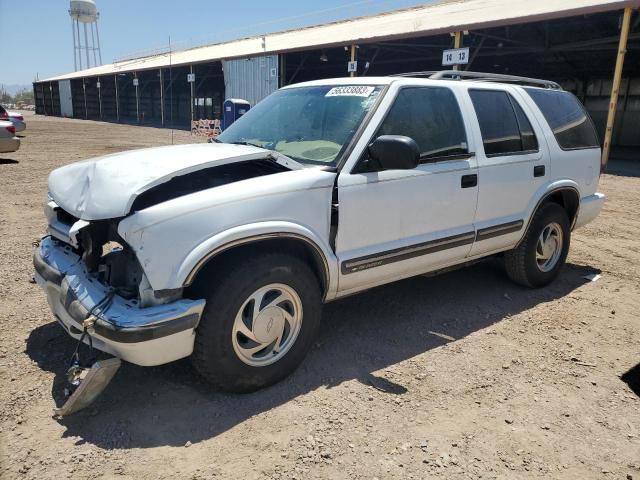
392 70 561 89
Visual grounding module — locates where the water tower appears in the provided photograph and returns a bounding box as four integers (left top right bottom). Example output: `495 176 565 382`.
69 0 102 71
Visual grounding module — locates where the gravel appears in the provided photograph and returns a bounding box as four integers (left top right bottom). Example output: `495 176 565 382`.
0 112 639 479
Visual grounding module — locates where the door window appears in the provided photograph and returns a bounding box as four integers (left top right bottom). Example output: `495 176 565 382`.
469 90 538 156
376 87 469 162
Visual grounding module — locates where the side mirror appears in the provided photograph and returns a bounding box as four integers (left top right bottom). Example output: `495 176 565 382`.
367 135 420 170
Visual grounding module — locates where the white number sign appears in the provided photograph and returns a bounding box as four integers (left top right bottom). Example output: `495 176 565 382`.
347 61 358 73
442 47 470 66
187 73 195 83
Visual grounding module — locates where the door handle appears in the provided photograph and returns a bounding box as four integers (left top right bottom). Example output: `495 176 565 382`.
461 174 477 188
534 165 545 177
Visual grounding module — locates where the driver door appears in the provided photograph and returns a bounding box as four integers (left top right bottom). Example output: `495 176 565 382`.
335 85 479 294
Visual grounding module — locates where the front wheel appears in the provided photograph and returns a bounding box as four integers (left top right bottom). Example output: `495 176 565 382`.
504 202 570 287
191 253 322 392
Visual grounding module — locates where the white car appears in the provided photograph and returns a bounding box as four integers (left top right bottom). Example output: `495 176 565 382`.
0 105 26 132
0 120 20 153
34 72 604 393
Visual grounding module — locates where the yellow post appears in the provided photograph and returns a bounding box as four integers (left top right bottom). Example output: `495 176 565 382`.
453 31 462 71
350 44 357 77
602 7 633 168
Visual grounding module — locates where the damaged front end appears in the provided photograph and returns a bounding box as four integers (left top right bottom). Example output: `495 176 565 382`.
35 201 206 415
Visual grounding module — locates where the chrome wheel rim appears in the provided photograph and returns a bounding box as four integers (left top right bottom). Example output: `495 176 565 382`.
536 222 563 272
231 283 303 367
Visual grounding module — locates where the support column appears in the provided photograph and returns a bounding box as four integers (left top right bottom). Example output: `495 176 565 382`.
76 21 82 70
71 19 77 71
190 64 195 122
453 31 462 71
82 78 87 119
134 72 140 124
350 45 357 77
95 21 102 65
114 74 120 122
279 55 286 87
83 23 90 69
159 68 165 126
601 7 633 169
49 82 54 115
91 23 98 67
97 77 102 120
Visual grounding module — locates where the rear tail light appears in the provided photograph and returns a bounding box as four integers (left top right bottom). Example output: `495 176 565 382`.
6 125 16 136
14 115 24 121
0 111 8 119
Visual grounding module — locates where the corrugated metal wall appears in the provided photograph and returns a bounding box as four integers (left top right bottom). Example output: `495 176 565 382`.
222 55 279 107
562 78 640 147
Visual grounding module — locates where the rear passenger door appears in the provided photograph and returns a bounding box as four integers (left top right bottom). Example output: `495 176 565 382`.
467 87 548 256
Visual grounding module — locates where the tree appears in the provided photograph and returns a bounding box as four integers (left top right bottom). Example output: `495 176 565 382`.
14 89 34 105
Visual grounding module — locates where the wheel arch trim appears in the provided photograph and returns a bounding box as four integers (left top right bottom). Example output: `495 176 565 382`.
179 222 337 300
516 182 580 248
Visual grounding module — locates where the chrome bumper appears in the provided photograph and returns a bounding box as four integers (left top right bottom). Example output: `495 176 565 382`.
34 236 206 366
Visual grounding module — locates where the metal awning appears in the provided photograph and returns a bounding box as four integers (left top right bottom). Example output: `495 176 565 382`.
39 0 640 82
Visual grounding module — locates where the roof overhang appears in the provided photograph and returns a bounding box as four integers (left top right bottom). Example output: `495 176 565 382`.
38 0 640 82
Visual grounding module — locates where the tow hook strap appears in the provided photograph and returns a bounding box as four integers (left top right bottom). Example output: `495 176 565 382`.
65 289 115 392
56 289 121 417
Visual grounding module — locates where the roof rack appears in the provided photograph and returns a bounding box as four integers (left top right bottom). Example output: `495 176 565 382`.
392 70 561 90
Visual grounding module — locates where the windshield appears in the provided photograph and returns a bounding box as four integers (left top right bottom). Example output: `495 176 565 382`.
217 85 383 166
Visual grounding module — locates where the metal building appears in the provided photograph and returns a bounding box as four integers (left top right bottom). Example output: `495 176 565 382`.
34 0 640 165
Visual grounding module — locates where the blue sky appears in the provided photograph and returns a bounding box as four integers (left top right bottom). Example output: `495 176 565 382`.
0 0 429 86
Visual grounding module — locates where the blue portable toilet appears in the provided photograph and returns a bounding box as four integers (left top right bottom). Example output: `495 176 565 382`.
223 99 251 130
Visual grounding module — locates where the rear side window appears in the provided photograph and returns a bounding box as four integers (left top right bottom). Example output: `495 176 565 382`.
377 87 468 161
469 90 538 156
524 88 599 150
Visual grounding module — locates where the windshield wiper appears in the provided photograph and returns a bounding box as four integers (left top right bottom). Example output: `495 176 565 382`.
230 140 265 149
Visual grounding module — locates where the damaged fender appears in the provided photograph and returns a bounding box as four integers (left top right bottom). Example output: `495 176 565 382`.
117 165 339 295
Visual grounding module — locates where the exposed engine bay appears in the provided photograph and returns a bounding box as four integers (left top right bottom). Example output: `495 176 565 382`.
76 219 143 299
50 158 292 305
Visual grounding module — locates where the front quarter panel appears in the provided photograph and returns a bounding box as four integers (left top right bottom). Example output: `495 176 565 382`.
117 168 337 294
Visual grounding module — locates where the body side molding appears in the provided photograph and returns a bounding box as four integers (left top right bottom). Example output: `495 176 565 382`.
341 231 475 275
184 232 331 295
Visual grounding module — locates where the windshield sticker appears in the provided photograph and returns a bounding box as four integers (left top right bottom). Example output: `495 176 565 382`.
325 86 375 97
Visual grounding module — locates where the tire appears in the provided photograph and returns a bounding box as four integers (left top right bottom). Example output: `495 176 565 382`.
504 202 570 288
191 252 322 392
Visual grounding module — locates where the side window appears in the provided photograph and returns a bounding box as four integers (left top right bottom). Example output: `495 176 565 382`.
376 87 468 161
511 98 539 152
469 89 538 156
524 88 599 150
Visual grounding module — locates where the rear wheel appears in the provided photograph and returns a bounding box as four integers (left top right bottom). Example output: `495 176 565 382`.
191 253 322 392
504 202 570 287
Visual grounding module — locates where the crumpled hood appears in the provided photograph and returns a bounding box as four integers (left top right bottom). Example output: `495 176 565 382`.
48 143 298 220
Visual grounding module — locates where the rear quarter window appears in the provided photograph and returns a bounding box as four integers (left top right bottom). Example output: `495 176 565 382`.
524 88 599 150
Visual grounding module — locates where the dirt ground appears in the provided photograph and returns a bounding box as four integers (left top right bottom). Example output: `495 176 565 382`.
0 112 638 480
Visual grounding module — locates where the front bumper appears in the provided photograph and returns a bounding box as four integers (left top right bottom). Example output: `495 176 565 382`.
34 236 206 366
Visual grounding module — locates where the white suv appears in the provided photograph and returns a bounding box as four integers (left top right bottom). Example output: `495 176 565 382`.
35 72 605 392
